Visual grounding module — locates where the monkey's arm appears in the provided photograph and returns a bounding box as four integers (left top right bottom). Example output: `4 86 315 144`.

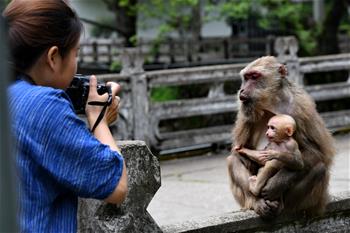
274 150 303 170
236 147 266 165
264 141 304 170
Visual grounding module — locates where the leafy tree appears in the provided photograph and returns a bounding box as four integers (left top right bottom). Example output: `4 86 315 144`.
139 0 202 42
100 0 203 49
212 0 350 56
101 0 138 47
316 0 349 55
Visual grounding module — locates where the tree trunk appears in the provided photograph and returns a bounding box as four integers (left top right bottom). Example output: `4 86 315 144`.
104 0 137 47
316 0 348 55
190 2 202 61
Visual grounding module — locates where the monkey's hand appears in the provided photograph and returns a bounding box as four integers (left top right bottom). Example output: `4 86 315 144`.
237 148 267 165
260 150 278 161
234 145 243 151
254 199 281 219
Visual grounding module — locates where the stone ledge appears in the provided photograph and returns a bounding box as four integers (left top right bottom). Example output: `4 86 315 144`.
162 191 350 233
78 140 162 233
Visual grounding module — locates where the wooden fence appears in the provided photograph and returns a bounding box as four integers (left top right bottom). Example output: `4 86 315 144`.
79 36 275 68
96 36 350 155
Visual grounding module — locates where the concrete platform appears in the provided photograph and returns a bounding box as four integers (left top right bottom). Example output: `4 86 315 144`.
147 132 350 227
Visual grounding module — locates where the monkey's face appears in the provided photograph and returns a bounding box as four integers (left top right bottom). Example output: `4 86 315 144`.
266 116 293 142
238 56 287 118
239 70 264 104
266 119 284 142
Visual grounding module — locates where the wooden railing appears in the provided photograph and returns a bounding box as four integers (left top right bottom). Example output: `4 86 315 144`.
95 36 350 155
79 36 275 68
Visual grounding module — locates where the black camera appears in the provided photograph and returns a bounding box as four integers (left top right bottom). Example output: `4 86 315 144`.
66 74 111 114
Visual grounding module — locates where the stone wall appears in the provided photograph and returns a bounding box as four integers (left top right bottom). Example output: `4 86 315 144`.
162 192 350 233
78 141 162 233
77 140 350 233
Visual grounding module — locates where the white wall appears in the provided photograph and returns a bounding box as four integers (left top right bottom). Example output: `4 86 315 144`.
69 0 114 38
69 0 230 39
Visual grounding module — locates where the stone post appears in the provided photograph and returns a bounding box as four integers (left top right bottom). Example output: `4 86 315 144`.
0 17 18 233
120 48 150 144
274 36 303 86
78 141 162 233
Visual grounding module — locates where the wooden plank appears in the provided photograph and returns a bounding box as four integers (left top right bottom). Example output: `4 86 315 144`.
321 110 350 131
157 131 232 151
306 83 350 101
147 64 245 87
300 53 350 63
300 54 350 73
157 125 232 140
155 110 350 151
150 96 238 119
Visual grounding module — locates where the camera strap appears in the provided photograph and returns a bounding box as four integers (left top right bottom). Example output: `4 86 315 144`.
88 87 113 133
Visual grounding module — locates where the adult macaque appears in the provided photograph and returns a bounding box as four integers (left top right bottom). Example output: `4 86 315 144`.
227 56 335 218
235 114 302 197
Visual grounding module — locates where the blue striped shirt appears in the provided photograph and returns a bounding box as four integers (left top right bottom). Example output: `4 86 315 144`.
9 79 124 233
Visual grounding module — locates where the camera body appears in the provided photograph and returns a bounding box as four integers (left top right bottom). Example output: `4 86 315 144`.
66 74 110 114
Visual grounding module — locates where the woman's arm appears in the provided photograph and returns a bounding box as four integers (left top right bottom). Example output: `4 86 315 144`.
86 76 128 204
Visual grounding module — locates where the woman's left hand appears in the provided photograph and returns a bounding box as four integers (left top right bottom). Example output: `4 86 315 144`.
106 95 121 125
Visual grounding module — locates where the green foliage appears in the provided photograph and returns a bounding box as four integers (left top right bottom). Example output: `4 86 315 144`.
118 0 138 15
150 86 179 102
257 0 315 55
139 0 199 37
109 60 122 72
212 0 319 56
101 0 348 56
90 17 115 38
129 35 138 46
219 1 251 21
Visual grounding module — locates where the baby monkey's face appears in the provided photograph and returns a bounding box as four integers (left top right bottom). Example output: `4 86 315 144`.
265 118 287 143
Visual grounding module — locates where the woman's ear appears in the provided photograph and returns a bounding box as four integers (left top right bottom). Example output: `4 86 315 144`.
46 46 60 71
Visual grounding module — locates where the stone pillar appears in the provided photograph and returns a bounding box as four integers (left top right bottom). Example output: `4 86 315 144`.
0 17 18 233
120 49 150 144
78 141 161 233
274 36 303 86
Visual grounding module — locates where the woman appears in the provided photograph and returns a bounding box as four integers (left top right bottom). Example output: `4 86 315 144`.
3 0 127 232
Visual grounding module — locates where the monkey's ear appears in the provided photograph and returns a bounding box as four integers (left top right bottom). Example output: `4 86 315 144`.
285 126 294 137
278 64 288 78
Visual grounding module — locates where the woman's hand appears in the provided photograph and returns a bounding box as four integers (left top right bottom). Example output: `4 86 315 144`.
106 95 121 125
85 75 121 129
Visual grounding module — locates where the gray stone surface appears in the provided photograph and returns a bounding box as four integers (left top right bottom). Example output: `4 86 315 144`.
78 141 162 233
162 191 350 233
148 133 350 228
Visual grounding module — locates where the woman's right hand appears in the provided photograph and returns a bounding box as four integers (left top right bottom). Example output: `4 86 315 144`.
85 75 121 129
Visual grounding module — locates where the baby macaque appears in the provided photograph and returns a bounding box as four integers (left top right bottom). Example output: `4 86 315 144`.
235 114 303 196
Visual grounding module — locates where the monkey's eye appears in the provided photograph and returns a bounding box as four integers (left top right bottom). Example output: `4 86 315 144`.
251 73 261 80
244 72 261 81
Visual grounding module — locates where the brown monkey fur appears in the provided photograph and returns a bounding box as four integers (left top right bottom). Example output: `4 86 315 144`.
227 56 335 218
236 114 303 197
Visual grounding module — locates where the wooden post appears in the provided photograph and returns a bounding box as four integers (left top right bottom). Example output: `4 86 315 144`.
92 40 98 63
120 48 150 144
169 37 175 64
107 43 112 64
223 38 229 59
